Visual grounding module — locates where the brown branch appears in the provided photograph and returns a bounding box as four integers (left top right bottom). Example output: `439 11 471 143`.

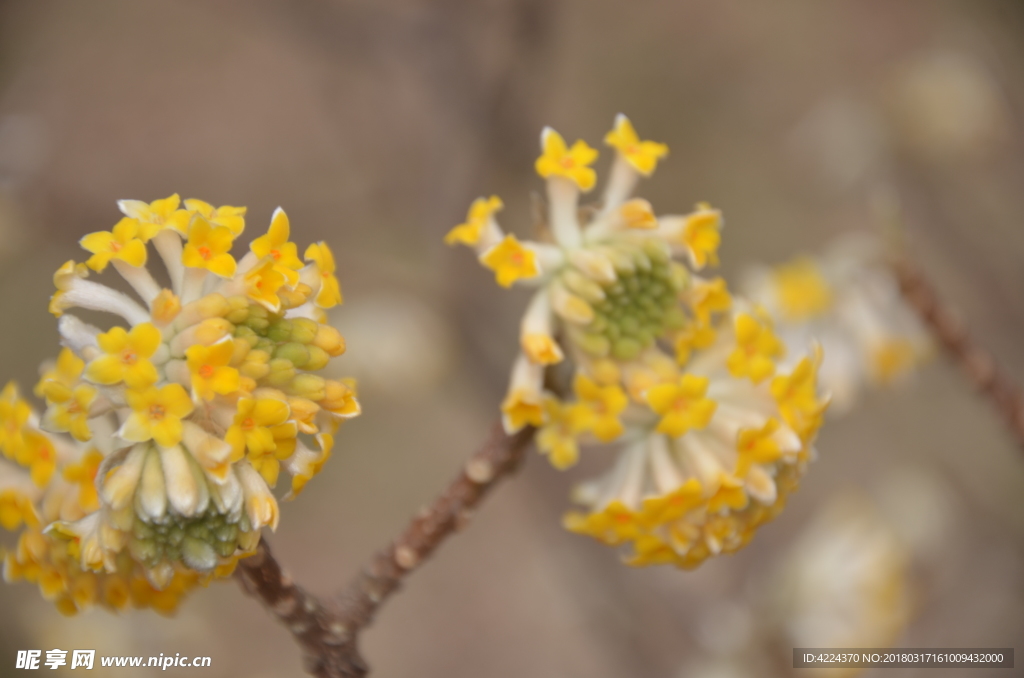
892 257 1024 448
235 422 536 677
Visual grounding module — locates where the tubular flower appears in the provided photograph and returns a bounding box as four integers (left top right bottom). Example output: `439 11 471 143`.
741 233 932 413
1 196 359 613
448 116 829 569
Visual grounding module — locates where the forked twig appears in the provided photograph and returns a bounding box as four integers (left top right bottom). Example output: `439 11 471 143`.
235 423 536 677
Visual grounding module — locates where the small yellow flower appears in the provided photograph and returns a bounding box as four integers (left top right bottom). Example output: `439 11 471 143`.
521 334 564 365
536 397 593 470
0 489 39 530
564 500 642 545
646 374 717 438
574 374 628 442
85 323 162 389
21 430 57 487
185 340 240 401
727 312 785 384
44 383 97 442
869 338 918 385
35 348 85 402
182 215 237 278
79 218 151 272
604 114 669 176
734 418 785 478
681 202 722 270
63 449 104 513
243 259 287 311
639 478 704 527
500 388 544 432
0 382 33 459
225 397 296 486
251 209 304 282
480 235 540 288
535 128 599 191
772 257 833 321
304 242 343 309
118 194 191 235
184 199 246 236
121 384 195 448
445 196 503 246
771 351 828 444
620 198 659 229
320 379 361 419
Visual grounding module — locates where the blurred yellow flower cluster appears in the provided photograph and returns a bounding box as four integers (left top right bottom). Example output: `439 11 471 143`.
448 116 829 569
2 195 359 614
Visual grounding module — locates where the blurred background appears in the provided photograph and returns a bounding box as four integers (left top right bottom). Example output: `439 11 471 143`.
1 1 1023 676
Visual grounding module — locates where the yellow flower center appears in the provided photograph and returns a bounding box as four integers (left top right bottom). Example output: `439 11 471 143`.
110 241 122 253
241 417 255 431
121 350 137 365
198 364 215 379
627 144 640 155
148 404 166 421
67 401 82 414
198 246 212 261
559 157 575 169
270 249 281 260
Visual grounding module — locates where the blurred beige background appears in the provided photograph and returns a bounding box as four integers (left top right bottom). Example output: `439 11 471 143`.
1 1 1023 676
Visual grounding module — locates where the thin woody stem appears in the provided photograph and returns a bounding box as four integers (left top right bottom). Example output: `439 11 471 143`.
892 257 1024 448
235 423 536 677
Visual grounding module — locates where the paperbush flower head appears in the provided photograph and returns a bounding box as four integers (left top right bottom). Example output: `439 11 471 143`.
1 195 359 614
448 116 829 569
741 233 932 413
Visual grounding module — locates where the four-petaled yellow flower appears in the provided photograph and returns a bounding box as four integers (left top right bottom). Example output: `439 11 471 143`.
62 448 104 513
182 215 237 278
85 323 162 389
118 194 191 236
727 312 784 384
121 384 195 448
682 202 722 269
574 374 628 442
44 383 97 442
771 351 827 444
225 397 297 486
243 258 287 312
0 383 31 459
480 235 539 288
772 257 834 321
445 196 503 246
35 348 84 402
604 114 669 176
251 209 304 284
535 128 599 191
185 340 240 401
184 199 246 237
79 217 151 272
304 242 343 309
646 374 717 438
501 389 544 432
734 418 783 478
537 397 593 470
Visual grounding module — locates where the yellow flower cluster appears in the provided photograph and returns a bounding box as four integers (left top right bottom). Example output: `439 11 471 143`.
741 234 932 413
2 195 358 614
448 116 828 569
